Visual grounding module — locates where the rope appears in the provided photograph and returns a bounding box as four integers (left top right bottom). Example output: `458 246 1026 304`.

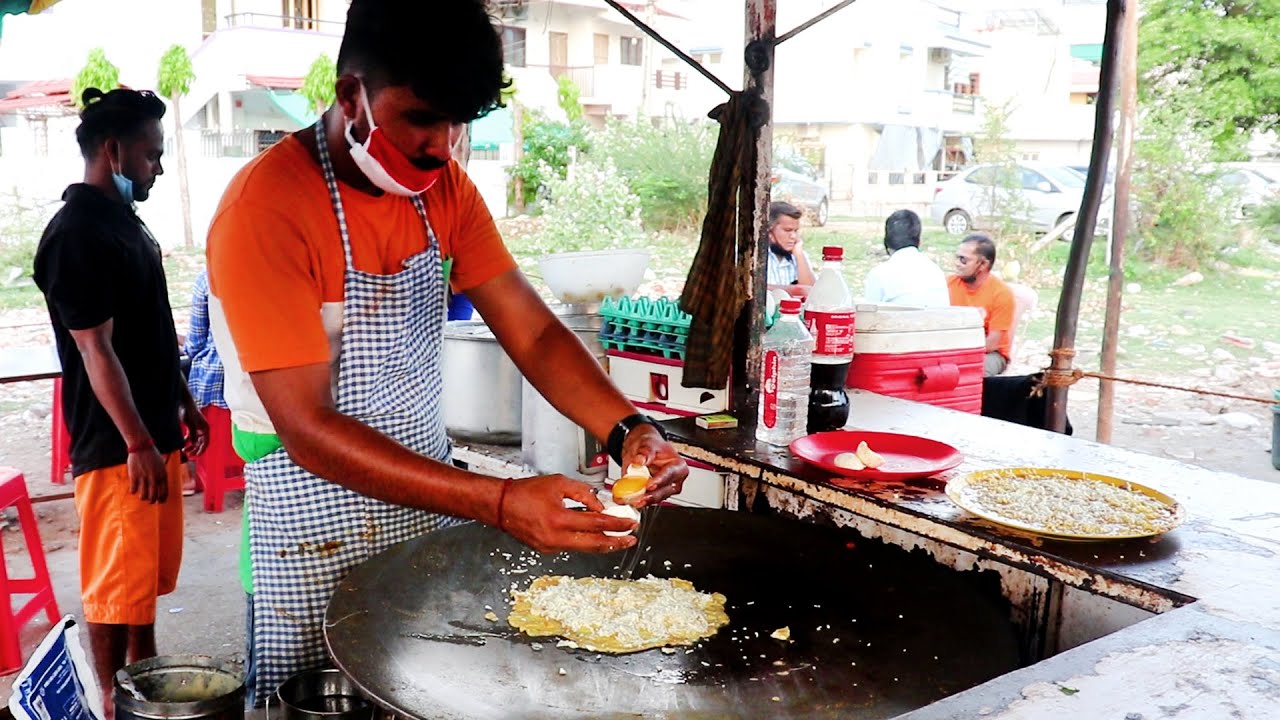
1032 347 1277 405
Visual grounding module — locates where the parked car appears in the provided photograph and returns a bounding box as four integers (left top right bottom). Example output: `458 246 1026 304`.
771 162 830 227
1212 166 1279 219
930 162 1107 235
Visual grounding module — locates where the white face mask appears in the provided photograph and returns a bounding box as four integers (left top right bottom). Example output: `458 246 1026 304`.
343 84 445 197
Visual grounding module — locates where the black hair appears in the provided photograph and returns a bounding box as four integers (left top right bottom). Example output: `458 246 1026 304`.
337 0 508 123
769 201 803 226
884 209 922 252
962 233 997 268
74 88 166 159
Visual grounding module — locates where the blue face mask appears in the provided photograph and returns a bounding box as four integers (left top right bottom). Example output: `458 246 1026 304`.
111 171 134 205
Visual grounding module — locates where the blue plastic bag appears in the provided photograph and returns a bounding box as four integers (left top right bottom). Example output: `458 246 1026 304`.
7 616 103 720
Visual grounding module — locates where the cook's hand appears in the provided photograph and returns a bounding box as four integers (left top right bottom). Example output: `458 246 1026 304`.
181 403 210 457
128 446 169 504
501 475 638 554
622 425 689 507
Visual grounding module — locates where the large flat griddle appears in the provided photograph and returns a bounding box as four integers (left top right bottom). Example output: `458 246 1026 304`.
325 507 1022 719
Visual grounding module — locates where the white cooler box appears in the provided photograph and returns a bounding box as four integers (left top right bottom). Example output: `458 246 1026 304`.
607 351 729 415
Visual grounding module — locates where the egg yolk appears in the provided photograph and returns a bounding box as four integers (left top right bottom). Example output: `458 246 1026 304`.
611 474 648 505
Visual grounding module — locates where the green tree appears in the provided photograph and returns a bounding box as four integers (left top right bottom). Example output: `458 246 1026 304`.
1139 0 1280 158
557 75 583 122
157 44 197 248
300 53 337 114
509 110 589 211
591 118 716 230
71 48 120 108
973 99 1034 241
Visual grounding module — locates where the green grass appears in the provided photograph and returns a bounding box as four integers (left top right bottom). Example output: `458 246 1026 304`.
0 246 209 315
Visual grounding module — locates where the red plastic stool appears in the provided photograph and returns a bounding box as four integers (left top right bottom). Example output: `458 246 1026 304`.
0 468 62 675
195 406 245 513
50 379 71 485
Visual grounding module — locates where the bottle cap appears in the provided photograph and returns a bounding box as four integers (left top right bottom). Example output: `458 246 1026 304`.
822 246 844 261
779 299 803 314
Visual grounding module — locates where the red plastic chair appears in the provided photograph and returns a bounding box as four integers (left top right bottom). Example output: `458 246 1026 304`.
195 406 245 513
0 469 62 675
50 379 71 485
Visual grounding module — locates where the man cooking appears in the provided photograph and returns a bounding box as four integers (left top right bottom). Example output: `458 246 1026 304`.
206 0 688 705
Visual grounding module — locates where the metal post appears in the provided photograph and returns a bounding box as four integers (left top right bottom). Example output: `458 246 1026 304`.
1045 0 1125 433
1097 0 1138 444
732 0 776 413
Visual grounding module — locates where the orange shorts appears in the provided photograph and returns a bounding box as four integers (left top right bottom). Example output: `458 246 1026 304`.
73 452 184 625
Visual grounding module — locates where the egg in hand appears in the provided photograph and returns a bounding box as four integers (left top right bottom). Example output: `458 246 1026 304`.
611 464 651 506
602 504 641 537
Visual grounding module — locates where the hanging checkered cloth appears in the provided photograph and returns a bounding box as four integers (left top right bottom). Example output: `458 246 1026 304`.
679 91 767 388
245 115 459 706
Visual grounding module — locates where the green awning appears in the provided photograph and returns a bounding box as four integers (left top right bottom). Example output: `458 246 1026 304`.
470 106 513 151
1071 43 1103 64
266 89 319 127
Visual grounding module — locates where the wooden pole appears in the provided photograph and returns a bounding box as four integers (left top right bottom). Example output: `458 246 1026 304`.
732 0 776 413
1097 0 1138 444
1045 0 1125 433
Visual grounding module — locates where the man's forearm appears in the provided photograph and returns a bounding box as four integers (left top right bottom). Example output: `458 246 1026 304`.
79 343 152 447
795 253 817 286
278 410 505 525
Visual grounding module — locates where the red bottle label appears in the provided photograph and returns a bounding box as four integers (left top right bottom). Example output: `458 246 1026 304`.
762 350 780 428
806 310 856 356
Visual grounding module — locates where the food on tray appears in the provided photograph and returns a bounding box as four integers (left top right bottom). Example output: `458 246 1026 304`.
833 452 865 471
855 441 884 469
509 575 729 653
612 464 651 505
601 504 640 537
954 470 1181 537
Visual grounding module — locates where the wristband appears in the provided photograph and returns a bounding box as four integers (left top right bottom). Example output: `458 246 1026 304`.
127 438 154 454
606 414 666 466
496 478 514 532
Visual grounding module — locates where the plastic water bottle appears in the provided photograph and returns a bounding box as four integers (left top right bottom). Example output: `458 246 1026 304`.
757 299 815 445
804 246 854 433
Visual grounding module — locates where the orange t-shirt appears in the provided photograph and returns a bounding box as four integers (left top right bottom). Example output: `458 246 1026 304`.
207 134 515 374
948 274 1015 360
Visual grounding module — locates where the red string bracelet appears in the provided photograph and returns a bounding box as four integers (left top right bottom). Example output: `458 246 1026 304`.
496 478 514 532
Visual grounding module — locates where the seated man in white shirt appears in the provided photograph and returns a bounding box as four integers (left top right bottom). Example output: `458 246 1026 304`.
765 201 816 298
862 209 949 307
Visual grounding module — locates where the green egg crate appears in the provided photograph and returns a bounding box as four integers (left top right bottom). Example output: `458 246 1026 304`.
599 296 690 360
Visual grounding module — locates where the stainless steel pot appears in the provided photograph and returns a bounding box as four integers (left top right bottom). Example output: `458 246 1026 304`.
113 655 244 720
521 304 608 480
441 321 522 445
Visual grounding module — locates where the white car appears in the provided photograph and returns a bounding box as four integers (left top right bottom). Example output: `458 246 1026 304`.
930 162 1107 236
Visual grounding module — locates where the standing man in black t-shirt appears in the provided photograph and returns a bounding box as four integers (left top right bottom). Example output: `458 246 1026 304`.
33 87 208 719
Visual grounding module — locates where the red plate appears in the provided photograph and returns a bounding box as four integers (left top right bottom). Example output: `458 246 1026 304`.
789 431 964 481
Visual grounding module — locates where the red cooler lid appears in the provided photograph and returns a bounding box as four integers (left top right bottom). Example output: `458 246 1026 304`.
822 246 844 261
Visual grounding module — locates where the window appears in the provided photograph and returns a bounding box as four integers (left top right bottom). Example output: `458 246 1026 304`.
501 26 527 67
1021 169 1050 191
282 0 319 29
620 36 643 66
201 0 217 35
594 33 610 65
965 167 996 185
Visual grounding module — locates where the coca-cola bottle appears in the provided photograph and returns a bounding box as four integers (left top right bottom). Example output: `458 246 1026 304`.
804 246 854 433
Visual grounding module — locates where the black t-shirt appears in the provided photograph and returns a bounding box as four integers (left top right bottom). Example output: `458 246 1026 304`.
34 184 185 475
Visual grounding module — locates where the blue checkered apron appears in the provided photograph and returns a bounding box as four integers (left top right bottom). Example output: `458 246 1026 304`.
245 116 458 705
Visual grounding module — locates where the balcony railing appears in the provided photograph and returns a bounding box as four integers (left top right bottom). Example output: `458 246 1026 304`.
951 94 976 114
222 12 345 34
530 64 596 97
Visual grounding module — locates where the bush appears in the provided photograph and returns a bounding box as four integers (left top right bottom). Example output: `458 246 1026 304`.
509 110 590 212
1253 200 1280 241
589 118 716 231
531 159 645 255
0 189 54 289
1131 105 1237 267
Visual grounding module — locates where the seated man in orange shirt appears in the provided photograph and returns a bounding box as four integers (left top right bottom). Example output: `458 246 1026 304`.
948 234 1015 376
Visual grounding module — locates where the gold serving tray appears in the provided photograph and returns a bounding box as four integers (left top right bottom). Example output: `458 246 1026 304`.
945 467 1185 541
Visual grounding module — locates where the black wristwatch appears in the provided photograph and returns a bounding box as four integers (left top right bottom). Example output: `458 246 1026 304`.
607 413 666 465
